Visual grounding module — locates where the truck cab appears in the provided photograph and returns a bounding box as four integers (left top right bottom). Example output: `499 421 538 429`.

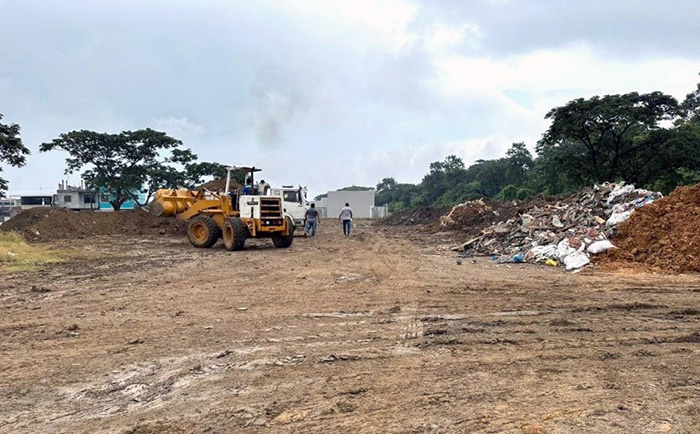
268 185 309 230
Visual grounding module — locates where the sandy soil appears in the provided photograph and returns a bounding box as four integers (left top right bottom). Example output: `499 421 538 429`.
1 223 699 433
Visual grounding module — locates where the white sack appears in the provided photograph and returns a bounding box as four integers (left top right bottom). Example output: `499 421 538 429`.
587 240 616 254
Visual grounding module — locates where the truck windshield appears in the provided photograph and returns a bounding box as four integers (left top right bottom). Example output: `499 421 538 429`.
282 191 299 202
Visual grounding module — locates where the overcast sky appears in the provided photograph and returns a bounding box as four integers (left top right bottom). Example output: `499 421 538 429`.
2 0 699 197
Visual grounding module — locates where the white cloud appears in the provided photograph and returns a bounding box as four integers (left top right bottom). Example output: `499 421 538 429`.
150 117 206 144
2 0 700 196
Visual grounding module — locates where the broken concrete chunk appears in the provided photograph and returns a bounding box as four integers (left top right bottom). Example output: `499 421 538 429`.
552 215 564 228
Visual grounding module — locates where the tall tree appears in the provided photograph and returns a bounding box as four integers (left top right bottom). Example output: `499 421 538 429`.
0 114 30 197
183 161 230 188
40 129 188 210
680 73 700 121
375 177 419 211
132 158 236 207
537 92 678 188
504 142 533 186
418 155 467 206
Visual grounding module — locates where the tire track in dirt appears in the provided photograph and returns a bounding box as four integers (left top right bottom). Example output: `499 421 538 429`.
1 225 699 433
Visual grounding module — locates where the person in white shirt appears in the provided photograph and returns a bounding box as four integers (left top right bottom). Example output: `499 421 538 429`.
338 203 353 237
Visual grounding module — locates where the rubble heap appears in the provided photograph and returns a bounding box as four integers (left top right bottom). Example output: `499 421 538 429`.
452 183 662 270
377 207 450 227
600 184 700 273
439 198 525 237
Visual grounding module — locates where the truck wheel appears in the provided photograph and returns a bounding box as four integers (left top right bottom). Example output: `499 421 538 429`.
223 217 247 251
272 217 294 248
187 215 220 248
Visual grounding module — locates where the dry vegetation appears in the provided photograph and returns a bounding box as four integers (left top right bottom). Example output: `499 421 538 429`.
0 231 62 273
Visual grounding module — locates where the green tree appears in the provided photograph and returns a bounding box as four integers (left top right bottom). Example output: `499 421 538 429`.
376 177 420 210
0 114 30 197
376 177 397 193
40 129 189 210
504 142 533 186
184 161 230 188
337 185 374 191
537 92 678 189
649 117 700 193
680 73 700 121
418 155 467 206
130 147 197 207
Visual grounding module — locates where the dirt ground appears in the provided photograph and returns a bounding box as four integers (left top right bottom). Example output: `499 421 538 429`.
1 223 699 434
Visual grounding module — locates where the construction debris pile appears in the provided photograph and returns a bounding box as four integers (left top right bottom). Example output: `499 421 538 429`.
439 198 527 236
599 183 700 273
377 207 450 227
450 183 662 270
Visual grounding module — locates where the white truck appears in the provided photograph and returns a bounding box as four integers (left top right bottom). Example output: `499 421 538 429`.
268 185 309 231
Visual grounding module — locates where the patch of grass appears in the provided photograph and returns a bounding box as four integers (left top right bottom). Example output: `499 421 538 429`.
0 231 63 273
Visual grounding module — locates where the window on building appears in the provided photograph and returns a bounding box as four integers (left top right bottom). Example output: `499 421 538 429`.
83 195 96 204
21 196 52 206
101 194 110 203
64 195 72 203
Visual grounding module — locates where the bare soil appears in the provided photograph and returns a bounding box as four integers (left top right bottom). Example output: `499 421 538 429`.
1 223 698 433
600 184 700 273
1 208 186 242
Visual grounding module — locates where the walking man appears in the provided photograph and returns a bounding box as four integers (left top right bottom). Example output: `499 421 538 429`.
338 202 353 237
304 203 321 237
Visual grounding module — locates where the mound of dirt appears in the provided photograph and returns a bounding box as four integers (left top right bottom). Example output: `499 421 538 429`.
600 184 700 273
1 207 187 242
198 178 241 191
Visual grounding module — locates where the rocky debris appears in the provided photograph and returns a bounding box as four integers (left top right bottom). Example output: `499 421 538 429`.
1 207 186 242
599 183 700 273
377 207 450 227
439 198 519 236
378 198 537 232
452 183 662 270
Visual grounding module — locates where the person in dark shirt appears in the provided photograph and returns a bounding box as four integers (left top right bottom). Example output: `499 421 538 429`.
304 203 321 237
242 177 253 195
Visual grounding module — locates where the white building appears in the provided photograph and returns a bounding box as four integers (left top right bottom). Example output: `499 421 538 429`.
314 189 386 219
0 197 21 224
53 181 99 210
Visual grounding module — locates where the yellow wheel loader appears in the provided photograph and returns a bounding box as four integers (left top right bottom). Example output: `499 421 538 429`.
151 166 294 250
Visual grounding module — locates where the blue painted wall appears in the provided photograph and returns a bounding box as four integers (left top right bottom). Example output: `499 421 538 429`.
98 192 147 211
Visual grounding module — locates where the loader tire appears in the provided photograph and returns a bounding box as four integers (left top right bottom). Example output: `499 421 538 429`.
223 217 247 251
272 217 294 248
187 215 220 248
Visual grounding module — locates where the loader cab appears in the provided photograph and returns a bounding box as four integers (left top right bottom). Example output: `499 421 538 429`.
226 166 262 193
225 166 262 211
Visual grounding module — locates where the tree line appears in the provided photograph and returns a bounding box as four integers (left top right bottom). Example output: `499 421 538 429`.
376 76 700 211
2 75 700 211
0 122 236 210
